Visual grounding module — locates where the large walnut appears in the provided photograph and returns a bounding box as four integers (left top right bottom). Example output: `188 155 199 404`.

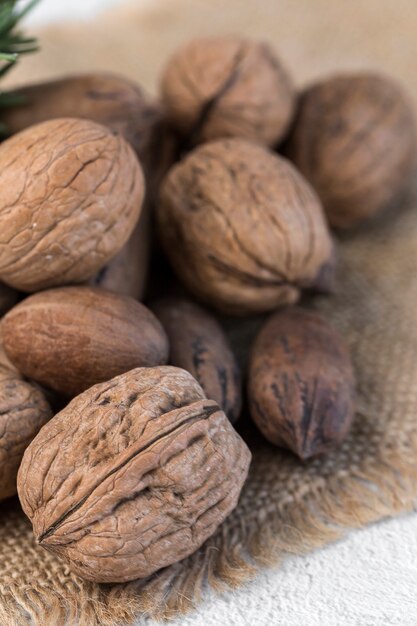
17 366 251 583
2 286 168 396
248 307 355 459
0 118 144 292
286 73 417 229
152 297 242 422
1 73 177 195
157 138 333 315
0 364 52 501
160 36 295 147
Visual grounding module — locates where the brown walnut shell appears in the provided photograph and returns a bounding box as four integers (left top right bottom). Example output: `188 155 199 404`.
152 297 242 422
0 364 52 501
2 286 168 396
248 307 355 459
157 138 333 315
286 73 417 229
161 36 295 147
17 366 251 583
0 117 144 292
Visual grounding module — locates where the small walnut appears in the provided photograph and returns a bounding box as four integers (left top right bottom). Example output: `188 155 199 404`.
3 286 168 396
157 138 333 315
0 364 52 501
17 366 251 583
0 118 144 292
152 297 242 422
161 36 295 147
286 73 417 229
1 73 177 195
0 281 18 316
248 307 355 459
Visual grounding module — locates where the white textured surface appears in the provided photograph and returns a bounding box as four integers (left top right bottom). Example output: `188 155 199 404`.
21 1 417 624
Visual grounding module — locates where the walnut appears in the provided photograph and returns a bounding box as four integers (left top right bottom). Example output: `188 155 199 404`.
0 118 144 292
248 307 355 459
0 281 18 316
1 73 177 196
0 364 52 501
286 73 417 229
157 138 333 315
2 286 168 396
152 297 242 422
160 36 295 147
17 366 251 583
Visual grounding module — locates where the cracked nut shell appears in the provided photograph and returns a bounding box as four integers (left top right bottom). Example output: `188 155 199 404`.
248 307 355 459
161 36 295 147
152 297 242 422
0 364 52 501
286 73 417 229
157 138 333 315
2 286 168 396
0 117 144 292
17 366 251 583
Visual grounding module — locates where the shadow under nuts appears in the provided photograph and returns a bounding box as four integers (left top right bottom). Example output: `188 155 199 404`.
0 117 144 292
17 366 251 583
0 364 52 501
286 73 417 229
2 286 168 396
161 36 295 147
152 297 242 422
157 138 333 315
248 307 355 459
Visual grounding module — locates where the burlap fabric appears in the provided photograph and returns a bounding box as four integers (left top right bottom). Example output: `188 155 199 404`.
1 1 417 624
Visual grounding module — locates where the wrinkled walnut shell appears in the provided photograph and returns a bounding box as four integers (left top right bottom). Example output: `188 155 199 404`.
18 366 251 583
157 138 333 315
0 118 144 292
152 297 242 422
286 73 417 229
161 36 295 147
0 364 52 501
3 286 168 396
248 307 355 459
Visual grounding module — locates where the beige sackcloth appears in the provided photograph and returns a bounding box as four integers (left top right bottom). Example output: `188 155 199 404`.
1 1 417 624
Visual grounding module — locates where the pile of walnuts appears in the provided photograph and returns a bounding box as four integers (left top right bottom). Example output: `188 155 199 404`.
0 35 415 583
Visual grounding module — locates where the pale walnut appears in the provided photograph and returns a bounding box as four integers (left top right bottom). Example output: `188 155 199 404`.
0 118 144 292
17 366 251 583
157 138 333 315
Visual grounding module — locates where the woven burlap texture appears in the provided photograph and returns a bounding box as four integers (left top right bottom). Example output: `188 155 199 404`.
1 1 417 624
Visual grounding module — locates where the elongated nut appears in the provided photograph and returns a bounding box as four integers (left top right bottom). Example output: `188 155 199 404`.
17 366 251 583
248 307 355 459
2 286 168 396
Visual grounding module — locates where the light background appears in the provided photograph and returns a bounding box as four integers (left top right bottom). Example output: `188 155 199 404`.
18 1 417 625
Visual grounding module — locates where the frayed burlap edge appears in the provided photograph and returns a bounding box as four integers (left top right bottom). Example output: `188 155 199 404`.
1 438 416 626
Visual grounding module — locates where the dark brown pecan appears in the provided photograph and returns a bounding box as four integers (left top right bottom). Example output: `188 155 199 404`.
0 118 144 292
17 366 251 583
2 286 168 396
248 307 355 459
157 138 333 315
286 73 417 229
161 36 295 147
0 364 52 501
152 297 242 422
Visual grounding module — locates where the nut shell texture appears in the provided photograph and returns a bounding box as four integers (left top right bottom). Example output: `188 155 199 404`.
2 286 168 396
17 366 251 583
158 138 333 314
287 73 417 229
249 307 355 459
152 298 242 422
0 364 52 500
161 36 295 146
0 118 144 291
